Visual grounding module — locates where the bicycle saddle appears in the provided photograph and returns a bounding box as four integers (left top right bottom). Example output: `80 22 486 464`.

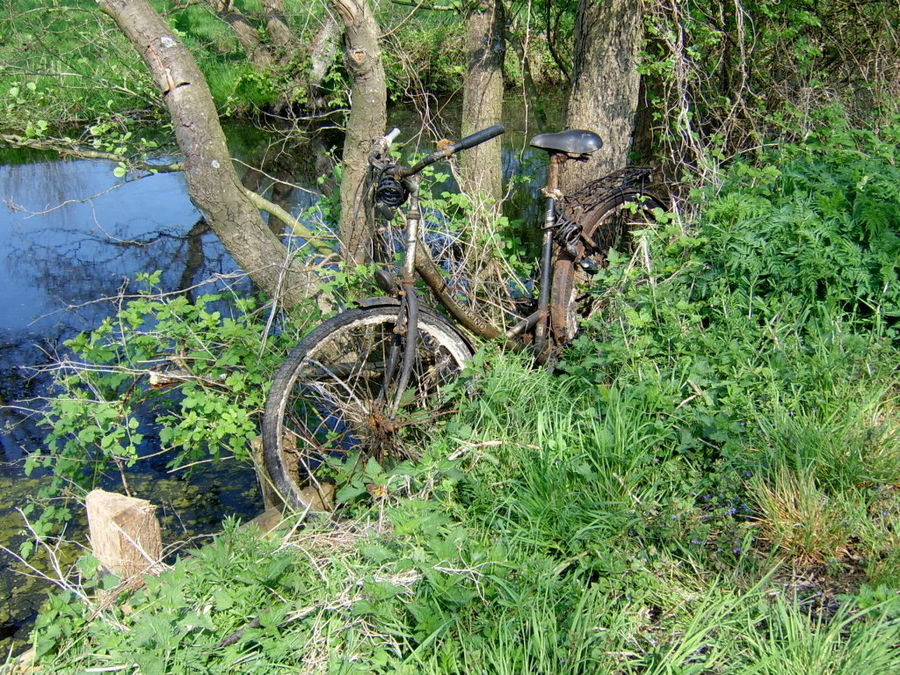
529 130 602 155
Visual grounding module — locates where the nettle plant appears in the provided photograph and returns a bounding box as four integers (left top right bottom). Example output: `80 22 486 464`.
24 273 318 540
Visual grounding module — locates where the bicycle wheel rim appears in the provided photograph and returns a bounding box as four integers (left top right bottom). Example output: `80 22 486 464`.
262 308 471 509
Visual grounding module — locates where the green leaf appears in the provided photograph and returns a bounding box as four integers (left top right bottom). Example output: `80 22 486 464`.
336 483 368 504
76 554 101 579
178 612 215 632
365 456 384 477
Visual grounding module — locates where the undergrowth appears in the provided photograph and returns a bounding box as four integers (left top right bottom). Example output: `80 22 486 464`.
18 275 322 547
15 124 900 671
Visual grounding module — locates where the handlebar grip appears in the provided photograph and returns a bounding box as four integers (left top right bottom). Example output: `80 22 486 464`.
447 124 505 155
396 123 506 178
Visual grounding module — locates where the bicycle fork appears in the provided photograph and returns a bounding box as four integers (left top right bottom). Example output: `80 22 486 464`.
379 176 423 416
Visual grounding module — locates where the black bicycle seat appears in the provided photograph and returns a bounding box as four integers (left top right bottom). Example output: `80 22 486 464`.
529 130 603 155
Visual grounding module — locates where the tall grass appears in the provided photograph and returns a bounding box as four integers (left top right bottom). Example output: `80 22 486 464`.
23 342 897 672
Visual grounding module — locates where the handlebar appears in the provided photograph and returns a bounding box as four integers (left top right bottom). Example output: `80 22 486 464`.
395 123 505 178
447 123 506 154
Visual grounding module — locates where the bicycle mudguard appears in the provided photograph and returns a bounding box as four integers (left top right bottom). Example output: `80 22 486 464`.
353 295 452 324
354 296 404 310
560 167 667 222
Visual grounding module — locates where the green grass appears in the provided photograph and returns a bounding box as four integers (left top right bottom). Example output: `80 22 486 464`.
21 337 898 671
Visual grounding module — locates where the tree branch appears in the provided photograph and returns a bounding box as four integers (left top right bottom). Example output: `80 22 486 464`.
390 0 456 9
0 133 182 172
241 187 335 256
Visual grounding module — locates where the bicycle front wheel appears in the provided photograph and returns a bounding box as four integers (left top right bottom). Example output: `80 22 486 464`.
262 306 472 510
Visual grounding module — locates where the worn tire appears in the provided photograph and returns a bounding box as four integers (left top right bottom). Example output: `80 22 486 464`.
262 307 472 510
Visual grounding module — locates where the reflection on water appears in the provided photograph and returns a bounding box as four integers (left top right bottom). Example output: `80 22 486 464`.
0 161 234 335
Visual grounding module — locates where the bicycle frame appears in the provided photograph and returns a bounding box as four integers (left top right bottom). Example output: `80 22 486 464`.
263 124 663 507
513 152 565 356
375 129 570 384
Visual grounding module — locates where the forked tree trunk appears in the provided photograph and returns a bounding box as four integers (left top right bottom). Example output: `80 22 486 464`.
331 0 386 263
460 0 505 206
98 0 319 308
562 0 643 193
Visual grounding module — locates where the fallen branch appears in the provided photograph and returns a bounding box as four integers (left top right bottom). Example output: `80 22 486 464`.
0 133 182 172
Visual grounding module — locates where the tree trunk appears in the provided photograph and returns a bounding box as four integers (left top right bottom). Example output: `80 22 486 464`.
331 0 386 264
460 0 505 206
262 0 299 59
98 0 319 309
206 0 274 70
562 0 643 193
309 13 341 110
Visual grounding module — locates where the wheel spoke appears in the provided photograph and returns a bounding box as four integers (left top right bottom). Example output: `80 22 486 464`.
262 308 471 508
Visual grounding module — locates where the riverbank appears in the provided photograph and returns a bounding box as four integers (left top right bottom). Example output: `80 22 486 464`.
0 101 565 655
0 147 274 655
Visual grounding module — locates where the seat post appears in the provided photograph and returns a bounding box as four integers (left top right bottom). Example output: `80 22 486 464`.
534 153 567 355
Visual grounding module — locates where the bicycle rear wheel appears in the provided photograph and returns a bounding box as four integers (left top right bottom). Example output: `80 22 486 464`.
262 306 472 510
553 186 665 342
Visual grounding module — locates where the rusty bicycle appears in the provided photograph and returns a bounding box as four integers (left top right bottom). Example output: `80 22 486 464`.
262 123 665 509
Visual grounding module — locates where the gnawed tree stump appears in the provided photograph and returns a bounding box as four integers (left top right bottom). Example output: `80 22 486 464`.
85 490 162 579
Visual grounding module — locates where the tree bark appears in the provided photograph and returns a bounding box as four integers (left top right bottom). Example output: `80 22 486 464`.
460 0 505 205
309 12 341 109
98 0 319 309
206 0 274 69
331 0 386 263
562 0 643 193
262 0 299 58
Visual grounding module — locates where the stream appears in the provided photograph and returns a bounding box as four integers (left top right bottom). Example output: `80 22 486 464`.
0 149 269 652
